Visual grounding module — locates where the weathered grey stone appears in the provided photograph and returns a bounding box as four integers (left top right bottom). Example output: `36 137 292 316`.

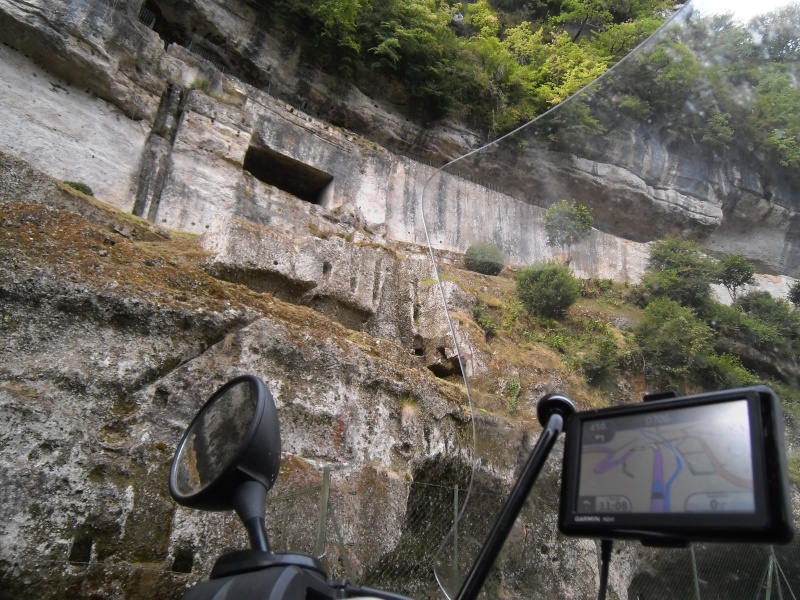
1 2 800 598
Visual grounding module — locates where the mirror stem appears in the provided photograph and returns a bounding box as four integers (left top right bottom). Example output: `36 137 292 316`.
232 480 271 553
244 516 271 553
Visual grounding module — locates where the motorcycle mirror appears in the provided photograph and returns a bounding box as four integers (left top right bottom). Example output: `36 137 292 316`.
169 375 281 551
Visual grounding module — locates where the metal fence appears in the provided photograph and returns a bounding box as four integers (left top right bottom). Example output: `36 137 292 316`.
138 6 155 29
266 467 354 581
266 473 800 600
630 543 799 600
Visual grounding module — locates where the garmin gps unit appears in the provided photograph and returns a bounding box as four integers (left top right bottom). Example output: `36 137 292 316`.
559 386 794 545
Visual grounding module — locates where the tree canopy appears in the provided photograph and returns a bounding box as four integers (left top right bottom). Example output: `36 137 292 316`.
716 254 756 302
261 0 673 133
544 199 593 262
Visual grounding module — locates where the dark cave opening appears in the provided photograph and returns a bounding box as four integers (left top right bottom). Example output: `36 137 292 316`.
243 145 333 205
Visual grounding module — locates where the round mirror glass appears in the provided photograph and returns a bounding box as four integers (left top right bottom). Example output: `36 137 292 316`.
173 379 259 498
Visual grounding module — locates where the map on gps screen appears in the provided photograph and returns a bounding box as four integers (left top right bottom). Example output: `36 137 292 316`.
576 400 755 515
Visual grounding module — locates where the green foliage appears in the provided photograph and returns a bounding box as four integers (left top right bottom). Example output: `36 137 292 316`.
634 39 701 113
618 95 650 121
699 353 759 389
309 0 367 73
266 0 670 130
189 78 211 93
639 236 719 310
544 200 593 255
752 65 800 168
464 243 504 275
634 298 714 385
465 0 501 38
473 304 498 337
705 301 783 354
545 101 606 151
505 377 521 412
700 112 735 151
716 254 756 302
64 181 94 197
789 281 800 307
582 334 618 384
735 291 800 345
516 262 580 319
543 331 571 352
591 15 665 58
549 0 614 42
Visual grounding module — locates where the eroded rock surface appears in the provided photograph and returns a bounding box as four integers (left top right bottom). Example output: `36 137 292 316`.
0 0 798 281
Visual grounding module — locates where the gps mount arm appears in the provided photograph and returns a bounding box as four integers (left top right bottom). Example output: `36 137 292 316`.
455 393 575 600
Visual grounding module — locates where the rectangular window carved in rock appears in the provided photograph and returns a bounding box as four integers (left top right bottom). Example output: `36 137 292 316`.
243 145 333 205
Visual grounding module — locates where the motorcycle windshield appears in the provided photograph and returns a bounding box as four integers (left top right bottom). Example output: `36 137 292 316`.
422 0 800 597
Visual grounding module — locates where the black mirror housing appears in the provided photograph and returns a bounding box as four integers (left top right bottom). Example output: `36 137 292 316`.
169 375 282 512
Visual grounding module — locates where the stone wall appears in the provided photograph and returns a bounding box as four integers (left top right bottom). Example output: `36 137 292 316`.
1 0 798 292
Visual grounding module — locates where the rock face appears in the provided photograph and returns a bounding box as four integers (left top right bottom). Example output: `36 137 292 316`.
0 0 798 284
0 159 628 600
0 188 467 597
1 2 799 599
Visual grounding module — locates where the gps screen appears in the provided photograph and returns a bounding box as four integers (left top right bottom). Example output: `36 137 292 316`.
576 399 755 515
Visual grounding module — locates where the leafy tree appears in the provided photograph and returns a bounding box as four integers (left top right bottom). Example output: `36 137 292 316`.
752 66 800 168
590 15 664 58
639 237 719 310
524 32 610 107
464 243 504 275
544 200 593 263
789 281 800 308
618 95 650 121
263 0 672 131
705 301 784 356
716 254 756 302
628 39 701 115
516 262 580 319
363 0 459 118
635 298 714 385
735 291 800 345
295 0 368 74
701 112 735 151
464 0 501 38
549 0 614 42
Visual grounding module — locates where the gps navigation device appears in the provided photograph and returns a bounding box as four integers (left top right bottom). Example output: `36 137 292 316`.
559 386 793 545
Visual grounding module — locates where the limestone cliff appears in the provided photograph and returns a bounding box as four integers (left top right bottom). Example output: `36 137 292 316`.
0 0 797 288
1 1 799 599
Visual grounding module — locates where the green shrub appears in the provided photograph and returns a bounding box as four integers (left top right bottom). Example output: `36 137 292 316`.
735 291 800 342
789 281 800 308
704 301 784 353
516 262 580 319
64 181 94 196
634 298 714 384
700 112 734 151
464 243 504 276
472 304 498 337
640 236 719 310
505 377 521 412
190 78 212 93
618 95 650 121
700 353 759 388
543 331 571 353
715 254 755 302
582 335 618 385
